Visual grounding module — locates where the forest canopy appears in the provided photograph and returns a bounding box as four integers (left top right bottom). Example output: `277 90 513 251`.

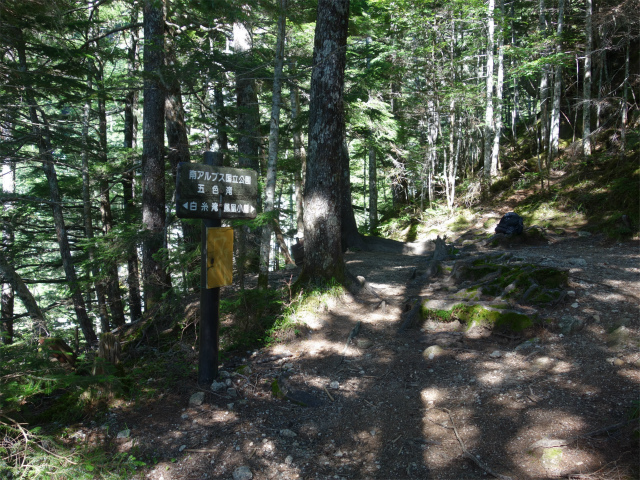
0 0 638 344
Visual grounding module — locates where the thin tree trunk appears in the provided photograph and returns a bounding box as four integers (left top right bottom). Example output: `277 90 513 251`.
142 0 169 311
620 29 629 154
81 79 109 332
259 0 287 289
547 0 564 164
582 0 592 157
483 0 495 181
1 158 15 344
491 0 504 175
0 254 47 335
289 62 306 239
234 21 261 290
214 83 229 163
95 60 126 328
368 146 377 233
123 11 143 322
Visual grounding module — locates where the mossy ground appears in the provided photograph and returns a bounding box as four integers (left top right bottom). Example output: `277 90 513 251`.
461 258 568 305
422 303 535 332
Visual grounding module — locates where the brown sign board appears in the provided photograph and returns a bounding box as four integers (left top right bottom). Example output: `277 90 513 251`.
206 227 234 288
176 163 258 220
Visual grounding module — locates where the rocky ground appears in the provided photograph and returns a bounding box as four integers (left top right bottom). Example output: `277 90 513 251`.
75 218 639 480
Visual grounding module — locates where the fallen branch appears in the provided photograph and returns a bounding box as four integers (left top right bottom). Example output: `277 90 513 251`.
439 408 513 480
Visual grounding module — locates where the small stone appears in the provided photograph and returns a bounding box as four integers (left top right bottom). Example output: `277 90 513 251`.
178 445 187 452
593 314 601 322
489 350 502 358
422 345 444 360
329 381 340 390
613 358 625 367
218 370 231 379
189 392 205 406
227 403 234 410
225 378 233 386
571 302 579 308
280 429 297 438
356 338 373 349
232 466 253 480
285 455 293 465
577 231 591 237
116 429 130 439
567 290 576 297
607 326 630 350
181 413 189 420
558 316 583 335
568 257 587 266
227 388 238 398
211 381 226 392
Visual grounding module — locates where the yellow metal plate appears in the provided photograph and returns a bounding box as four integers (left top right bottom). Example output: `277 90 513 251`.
206 227 234 288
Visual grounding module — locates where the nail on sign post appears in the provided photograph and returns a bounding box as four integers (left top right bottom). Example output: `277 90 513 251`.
175 156 257 386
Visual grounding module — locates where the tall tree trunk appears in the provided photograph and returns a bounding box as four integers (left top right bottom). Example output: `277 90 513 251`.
582 0 592 158
214 83 229 164
234 21 261 290
13 28 97 344
142 0 169 311
491 0 504 175
341 131 366 251
547 0 564 164
299 0 350 285
123 10 143 322
620 29 629 155
95 61 126 328
483 0 495 181
81 79 109 332
1 158 15 344
258 0 287 289
368 146 377 233
289 61 306 239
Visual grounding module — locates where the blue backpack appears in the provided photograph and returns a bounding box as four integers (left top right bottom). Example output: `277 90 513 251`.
495 212 524 235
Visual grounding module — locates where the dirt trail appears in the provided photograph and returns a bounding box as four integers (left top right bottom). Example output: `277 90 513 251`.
97 228 638 480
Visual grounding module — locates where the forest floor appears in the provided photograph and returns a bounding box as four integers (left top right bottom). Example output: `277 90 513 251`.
83 204 640 480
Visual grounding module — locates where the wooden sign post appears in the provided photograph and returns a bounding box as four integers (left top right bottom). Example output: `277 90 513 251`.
176 153 257 385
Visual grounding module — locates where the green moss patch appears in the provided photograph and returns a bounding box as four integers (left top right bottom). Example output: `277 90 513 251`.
422 303 534 332
456 259 567 306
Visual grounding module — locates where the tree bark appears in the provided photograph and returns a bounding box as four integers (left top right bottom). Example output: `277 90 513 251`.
81 78 109 332
123 10 143 322
259 0 287 289
582 0 592 156
1 158 15 344
299 0 350 284
483 0 495 181
289 62 306 239
142 0 170 311
547 0 564 164
234 21 261 289
491 0 504 174
0 254 46 334
95 58 126 328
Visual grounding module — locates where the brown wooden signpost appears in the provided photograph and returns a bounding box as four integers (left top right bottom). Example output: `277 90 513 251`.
176 153 257 385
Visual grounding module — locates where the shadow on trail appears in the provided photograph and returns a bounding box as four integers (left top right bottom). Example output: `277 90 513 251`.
122 235 638 479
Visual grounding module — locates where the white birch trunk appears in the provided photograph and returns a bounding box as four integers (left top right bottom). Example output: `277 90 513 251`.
483 0 495 180
491 0 504 176
258 0 286 289
547 0 564 164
